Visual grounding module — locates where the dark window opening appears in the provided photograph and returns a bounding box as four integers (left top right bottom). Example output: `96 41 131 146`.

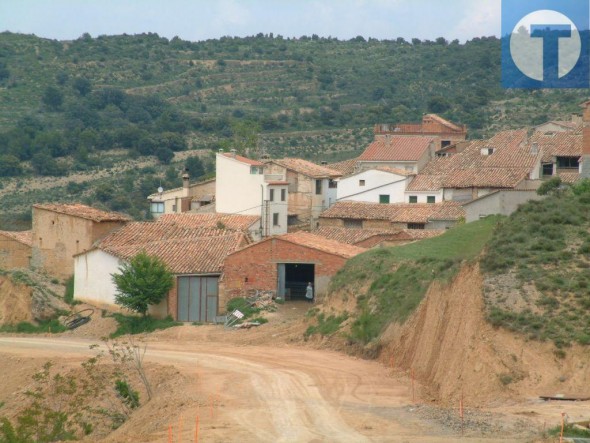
270 189 275 201
343 219 363 228
379 194 390 204
542 163 554 176
407 223 425 230
441 140 451 148
557 157 578 169
281 189 286 201
427 196 435 203
409 196 418 203
273 212 279 226
315 179 322 195
359 179 366 186
328 179 337 189
283 263 314 300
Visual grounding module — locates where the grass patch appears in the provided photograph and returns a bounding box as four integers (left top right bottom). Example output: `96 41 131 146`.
226 297 261 319
109 314 181 338
0 318 67 334
305 312 349 338
548 423 590 438
63 275 78 305
330 216 500 344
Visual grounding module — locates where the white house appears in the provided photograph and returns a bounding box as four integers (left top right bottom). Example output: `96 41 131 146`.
336 167 414 204
215 151 288 236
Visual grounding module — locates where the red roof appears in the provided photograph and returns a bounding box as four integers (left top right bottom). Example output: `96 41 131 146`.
320 201 464 223
221 152 263 166
328 158 358 176
0 230 32 246
358 136 434 162
269 158 341 178
33 204 131 222
158 213 260 231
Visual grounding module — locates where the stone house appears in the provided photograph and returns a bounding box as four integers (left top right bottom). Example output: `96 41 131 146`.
319 201 464 230
31 204 131 280
263 158 341 229
74 222 247 322
0 230 32 269
147 175 216 219
221 232 364 304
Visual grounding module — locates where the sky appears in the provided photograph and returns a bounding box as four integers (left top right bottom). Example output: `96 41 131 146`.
0 0 501 43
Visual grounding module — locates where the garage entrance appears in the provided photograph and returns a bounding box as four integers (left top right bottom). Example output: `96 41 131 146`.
177 276 219 322
277 263 314 300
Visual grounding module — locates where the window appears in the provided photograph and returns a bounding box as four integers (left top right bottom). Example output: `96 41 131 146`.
273 213 279 226
315 179 322 195
250 166 263 174
409 196 418 203
441 140 451 148
557 157 578 169
344 219 363 228
328 179 337 189
359 179 366 186
488 148 494 155
281 188 286 201
150 202 164 214
427 196 435 203
542 163 554 176
379 194 390 204
269 189 275 201
407 223 425 230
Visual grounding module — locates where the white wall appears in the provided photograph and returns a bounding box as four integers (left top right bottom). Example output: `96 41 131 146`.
266 185 288 235
338 170 410 203
403 190 444 203
216 153 265 215
74 249 120 307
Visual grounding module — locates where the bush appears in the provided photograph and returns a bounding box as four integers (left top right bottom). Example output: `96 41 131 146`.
109 314 181 338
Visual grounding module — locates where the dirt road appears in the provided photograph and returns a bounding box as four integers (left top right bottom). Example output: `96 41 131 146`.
0 336 536 442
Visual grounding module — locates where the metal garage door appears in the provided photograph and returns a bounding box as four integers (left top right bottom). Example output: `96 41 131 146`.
177 276 219 322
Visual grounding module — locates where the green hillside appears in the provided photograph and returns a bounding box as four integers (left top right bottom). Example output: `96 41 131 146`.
0 31 587 227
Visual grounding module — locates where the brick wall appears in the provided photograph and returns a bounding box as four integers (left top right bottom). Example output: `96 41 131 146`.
221 238 349 309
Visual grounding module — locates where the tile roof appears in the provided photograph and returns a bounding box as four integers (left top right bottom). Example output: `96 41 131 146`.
314 227 401 245
277 232 366 258
221 152 264 166
328 158 358 176
33 204 132 222
530 131 582 162
374 166 415 176
96 222 244 274
0 230 32 246
557 171 581 183
407 129 538 191
358 136 435 162
425 114 464 132
269 158 342 178
157 213 260 231
320 201 464 223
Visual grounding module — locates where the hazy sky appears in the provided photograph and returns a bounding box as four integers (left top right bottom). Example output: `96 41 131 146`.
0 0 500 42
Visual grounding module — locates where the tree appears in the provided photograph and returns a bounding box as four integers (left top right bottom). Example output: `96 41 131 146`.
537 176 563 196
73 76 92 96
185 155 204 179
112 251 174 316
42 86 63 110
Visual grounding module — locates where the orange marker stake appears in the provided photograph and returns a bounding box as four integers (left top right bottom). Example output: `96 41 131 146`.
389 355 394 368
195 416 199 443
560 412 565 443
168 424 172 443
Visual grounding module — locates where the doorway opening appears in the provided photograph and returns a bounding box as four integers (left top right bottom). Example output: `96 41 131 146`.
278 263 314 300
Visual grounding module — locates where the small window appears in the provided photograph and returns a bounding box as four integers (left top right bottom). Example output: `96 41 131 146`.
379 194 390 204
315 179 322 195
359 180 366 186
407 223 425 230
409 196 418 203
542 163 553 176
150 202 164 214
281 188 286 201
273 213 279 226
441 140 451 148
250 166 263 174
488 148 494 155
328 179 337 189
344 219 363 228
269 189 275 201
427 196 435 203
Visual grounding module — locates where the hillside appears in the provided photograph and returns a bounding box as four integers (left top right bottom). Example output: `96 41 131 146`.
0 31 587 228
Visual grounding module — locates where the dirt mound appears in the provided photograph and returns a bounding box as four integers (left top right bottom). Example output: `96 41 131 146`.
0 275 33 324
380 263 590 407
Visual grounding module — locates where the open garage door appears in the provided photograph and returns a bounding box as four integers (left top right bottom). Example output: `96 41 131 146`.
278 263 314 300
177 276 219 322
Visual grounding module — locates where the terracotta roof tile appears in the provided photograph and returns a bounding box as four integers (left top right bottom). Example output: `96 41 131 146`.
96 222 244 274
358 136 434 162
221 152 264 166
0 230 32 246
531 132 582 162
33 204 131 222
320 201 464 223
328 158 358 176
557 171 581 183
314 227 401 245
158 213 259 231
277 232 366 258
269 158 342 178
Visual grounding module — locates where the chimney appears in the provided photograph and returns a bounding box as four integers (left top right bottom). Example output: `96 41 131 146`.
230 148 237 158
531 142 539 155
580 100 590 178
182 170 190 197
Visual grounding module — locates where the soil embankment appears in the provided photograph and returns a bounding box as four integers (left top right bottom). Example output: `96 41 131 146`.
0 275 33 324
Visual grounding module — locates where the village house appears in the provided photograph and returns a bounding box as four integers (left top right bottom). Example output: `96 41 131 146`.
0 230 32 269
356 135 436 174
263 158 341 229
147 173 215 219
215 150 288 236
336 166 415 204
74 221 248 322
31 204 131 280
313 226 444 248
221 231 364 304
534 115 582 135
373 114 467 150
318 200 464 230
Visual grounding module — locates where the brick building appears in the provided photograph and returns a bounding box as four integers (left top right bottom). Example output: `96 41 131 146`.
0 230 32 269
32 204 131 280
221 232 364 306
